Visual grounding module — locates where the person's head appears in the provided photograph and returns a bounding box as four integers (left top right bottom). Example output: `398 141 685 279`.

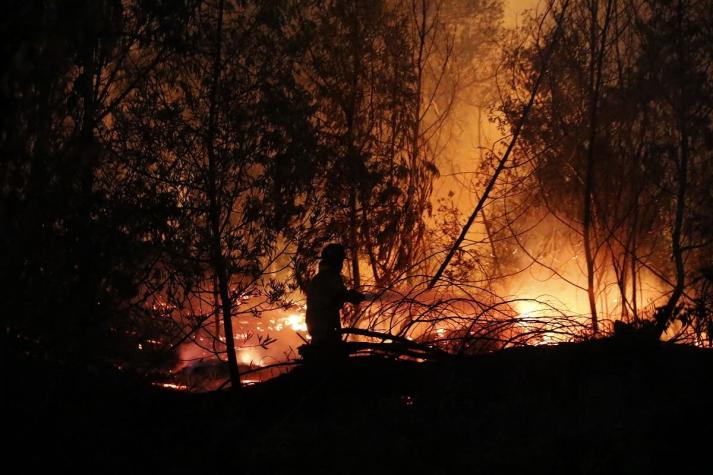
321 243 346 269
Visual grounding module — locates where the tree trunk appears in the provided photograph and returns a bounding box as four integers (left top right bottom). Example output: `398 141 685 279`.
582 0 614 335
206 0 240 389
348 188 361 324
657 0 689 339
630 207 639 321
349 188 361 290
213 274 221 340
659 122 688 337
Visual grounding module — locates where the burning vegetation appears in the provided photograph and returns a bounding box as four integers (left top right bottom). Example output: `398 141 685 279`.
2 0 713 390
4 0 713 472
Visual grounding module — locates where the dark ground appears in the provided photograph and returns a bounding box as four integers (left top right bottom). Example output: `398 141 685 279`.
5 338 713 474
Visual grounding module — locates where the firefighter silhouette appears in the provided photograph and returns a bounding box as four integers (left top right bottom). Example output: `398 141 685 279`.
305 243 365 347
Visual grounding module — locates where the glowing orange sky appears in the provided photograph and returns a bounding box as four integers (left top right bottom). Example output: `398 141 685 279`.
504 0 541 26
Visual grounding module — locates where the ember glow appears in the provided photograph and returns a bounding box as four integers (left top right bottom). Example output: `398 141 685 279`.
161 305 312 390
6 3 713 474
284 313 308 333
154 240 682 392
55 0 708 392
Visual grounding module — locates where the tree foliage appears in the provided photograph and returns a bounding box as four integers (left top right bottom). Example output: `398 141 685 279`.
0 0 195 361
499 0 713 338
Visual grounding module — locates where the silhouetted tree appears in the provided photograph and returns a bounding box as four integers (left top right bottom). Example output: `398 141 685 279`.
292 0 450 293
116 0 319 387
499 0 713 338
0 0 194 362
638 0 713 337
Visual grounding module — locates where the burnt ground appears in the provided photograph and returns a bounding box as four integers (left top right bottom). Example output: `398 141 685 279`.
5 339 713 474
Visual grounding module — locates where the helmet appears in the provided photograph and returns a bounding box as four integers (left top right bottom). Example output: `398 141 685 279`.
321 243 346 264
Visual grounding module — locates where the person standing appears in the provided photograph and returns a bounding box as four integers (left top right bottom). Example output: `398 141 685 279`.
305 243 365 348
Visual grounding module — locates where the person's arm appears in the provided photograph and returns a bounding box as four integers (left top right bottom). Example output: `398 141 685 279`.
326 271 363 304
345 288 365 304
